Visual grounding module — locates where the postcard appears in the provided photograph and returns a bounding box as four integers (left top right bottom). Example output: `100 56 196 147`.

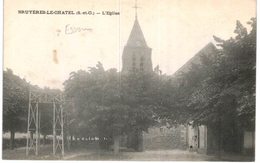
3 0 256 161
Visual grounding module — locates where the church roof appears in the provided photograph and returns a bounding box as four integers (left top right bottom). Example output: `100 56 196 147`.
126 18 148 47
173 42 218 77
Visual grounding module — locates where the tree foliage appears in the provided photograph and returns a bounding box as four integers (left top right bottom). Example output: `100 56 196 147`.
3 69 29 149
63 63 157 144
158 18 256 131
3 69 29 133
3 69 63 148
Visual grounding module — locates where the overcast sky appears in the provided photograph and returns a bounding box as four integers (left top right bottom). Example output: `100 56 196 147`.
4 0 256 89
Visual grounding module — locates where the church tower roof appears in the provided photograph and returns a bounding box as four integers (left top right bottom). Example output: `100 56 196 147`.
126 18 148 47
121 0 153 73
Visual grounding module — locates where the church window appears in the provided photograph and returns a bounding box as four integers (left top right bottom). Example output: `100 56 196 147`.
132 53 136 71
140 56 144 71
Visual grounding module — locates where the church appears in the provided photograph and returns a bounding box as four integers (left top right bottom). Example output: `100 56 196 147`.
119 2 213 153
121 12 153 73
120 10 255 155
120 4 188 151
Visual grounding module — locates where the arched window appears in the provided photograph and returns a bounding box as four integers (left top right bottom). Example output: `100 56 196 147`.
132 53 136 71
140 56 144 71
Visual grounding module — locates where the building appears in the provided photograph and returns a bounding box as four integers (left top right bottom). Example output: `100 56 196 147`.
120 4 217 152
120 2 254 155
121 15 153 73
142 43 219 151
173 42 218 77
173 43 255 156
120 7 153 151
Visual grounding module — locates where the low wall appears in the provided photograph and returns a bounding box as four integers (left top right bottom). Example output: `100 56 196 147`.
143 125 187 150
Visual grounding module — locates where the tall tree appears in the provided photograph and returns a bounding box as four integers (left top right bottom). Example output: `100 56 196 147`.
63 63 157 152
156 18 256 152
3 69 29 149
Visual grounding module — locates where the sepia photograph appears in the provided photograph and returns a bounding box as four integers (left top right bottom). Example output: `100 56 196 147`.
3 0 256 161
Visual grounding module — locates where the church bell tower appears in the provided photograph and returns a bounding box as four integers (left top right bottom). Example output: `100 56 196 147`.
121 3 152 73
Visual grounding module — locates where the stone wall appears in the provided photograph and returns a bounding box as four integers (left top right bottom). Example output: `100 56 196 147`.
143 125 187 150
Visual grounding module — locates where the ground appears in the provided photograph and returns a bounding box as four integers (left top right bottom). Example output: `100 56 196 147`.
2 145 254 161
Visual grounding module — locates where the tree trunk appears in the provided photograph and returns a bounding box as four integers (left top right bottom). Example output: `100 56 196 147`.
10 130 15 150
70 135 73 147
99 137 106 149
113 135 120 154
137 130 143 152
67 135 71 150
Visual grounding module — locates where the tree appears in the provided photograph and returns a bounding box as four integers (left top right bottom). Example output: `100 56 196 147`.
3 69 63 149
3 69 29 149
156 18 256 153
63 63 157 153
191 18 256 129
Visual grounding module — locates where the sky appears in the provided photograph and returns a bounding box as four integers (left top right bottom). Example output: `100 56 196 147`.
4 0 256 89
